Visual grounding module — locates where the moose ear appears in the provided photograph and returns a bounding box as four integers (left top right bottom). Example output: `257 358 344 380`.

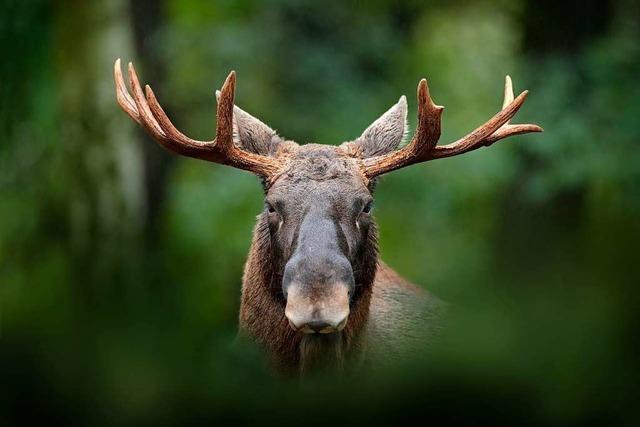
342 96 408 158
216 90 283 156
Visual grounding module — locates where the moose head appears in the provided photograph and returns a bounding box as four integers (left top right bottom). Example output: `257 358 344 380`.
114 59 541 372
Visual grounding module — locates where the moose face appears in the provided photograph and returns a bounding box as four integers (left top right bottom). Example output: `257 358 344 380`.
265 145 375 334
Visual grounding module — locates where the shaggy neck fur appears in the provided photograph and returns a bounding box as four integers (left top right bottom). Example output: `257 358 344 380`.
239 212 379 375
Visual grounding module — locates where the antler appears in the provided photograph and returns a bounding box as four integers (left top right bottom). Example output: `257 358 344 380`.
114 59 282 177
362 75 543 178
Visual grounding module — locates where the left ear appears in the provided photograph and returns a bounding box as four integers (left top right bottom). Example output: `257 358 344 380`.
342 96 408 158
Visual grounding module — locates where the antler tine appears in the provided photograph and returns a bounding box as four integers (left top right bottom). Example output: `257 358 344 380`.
145 85 211 148
114 58 141 125
126 60 221 159
431 88 529 159
483 75 543 145
214 71 237 159
414 79 445 153
362 78 444 178
362 75 542 178
113 59 282 178
483 123 543 144
503 75 514 111
127 62 169 142
432 76 542 157
207 71 281 176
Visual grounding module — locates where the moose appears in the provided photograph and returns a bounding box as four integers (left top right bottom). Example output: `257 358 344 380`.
114 59 541 374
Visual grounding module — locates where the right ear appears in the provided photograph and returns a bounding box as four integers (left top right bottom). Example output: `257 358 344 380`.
216 90 285 156
342 96 408 158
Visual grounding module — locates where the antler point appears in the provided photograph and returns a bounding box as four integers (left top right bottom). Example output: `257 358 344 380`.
418 79 428 93
223 71 237 90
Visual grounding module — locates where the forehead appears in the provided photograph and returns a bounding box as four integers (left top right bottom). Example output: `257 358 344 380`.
269 144 368 199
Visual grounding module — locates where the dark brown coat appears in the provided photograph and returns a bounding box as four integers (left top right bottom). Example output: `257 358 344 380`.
239 214 444 374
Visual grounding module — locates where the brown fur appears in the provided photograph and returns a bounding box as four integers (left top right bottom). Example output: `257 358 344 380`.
239 209 376 375
232 99 443 375
239 194 443 375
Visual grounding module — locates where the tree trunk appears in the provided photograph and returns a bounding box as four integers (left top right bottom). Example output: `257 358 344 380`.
54 0 145 283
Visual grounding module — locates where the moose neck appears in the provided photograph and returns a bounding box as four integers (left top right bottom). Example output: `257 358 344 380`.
239 214 378 375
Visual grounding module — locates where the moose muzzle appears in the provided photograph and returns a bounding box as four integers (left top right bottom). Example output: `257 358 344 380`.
281 208 355 334
284 281 350 334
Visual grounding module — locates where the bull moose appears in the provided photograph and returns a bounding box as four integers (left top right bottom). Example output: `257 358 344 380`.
114 59 541 375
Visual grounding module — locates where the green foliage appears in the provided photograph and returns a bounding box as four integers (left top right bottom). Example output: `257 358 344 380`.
1 0 639 424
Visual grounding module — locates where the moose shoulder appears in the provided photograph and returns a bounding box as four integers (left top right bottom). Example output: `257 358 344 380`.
114 59 541 375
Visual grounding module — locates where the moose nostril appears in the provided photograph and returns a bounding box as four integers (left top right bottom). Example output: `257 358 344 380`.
305 320 333 334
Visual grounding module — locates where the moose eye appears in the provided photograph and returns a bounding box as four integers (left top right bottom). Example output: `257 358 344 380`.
267 204 276 214
362 201 373 214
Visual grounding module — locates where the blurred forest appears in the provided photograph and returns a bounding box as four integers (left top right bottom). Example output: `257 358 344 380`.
1 0 639 425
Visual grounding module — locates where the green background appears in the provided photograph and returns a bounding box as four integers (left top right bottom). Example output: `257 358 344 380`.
1 0 639 424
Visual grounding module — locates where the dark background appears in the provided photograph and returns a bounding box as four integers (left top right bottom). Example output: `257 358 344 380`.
1 0 639 425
